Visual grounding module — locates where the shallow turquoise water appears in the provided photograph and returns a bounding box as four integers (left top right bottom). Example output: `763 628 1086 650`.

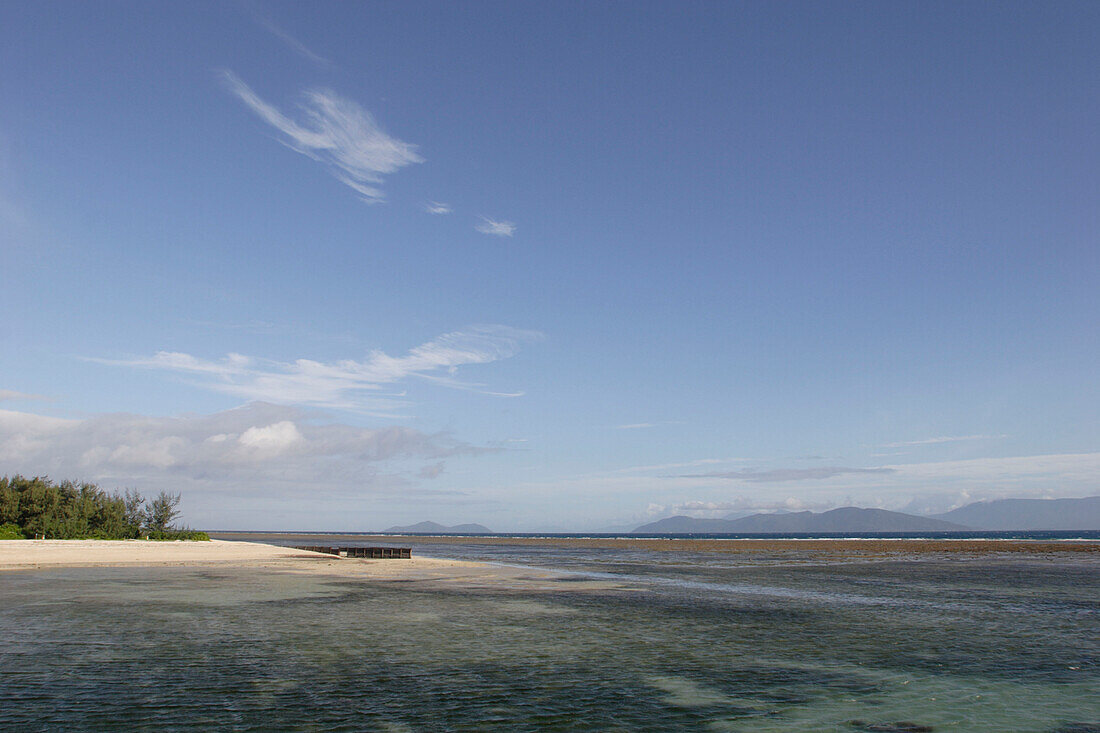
1 549 1097 731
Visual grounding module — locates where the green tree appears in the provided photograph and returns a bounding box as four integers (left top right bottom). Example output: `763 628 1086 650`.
0 477 204 539
124 489 145 535
145 491 181 532
0 477 19 525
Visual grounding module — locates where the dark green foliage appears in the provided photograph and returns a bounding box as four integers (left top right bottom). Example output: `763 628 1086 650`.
123 489 145 529
146 529 210 541
0 522 25 539
145 491 181 532
0 476 206 540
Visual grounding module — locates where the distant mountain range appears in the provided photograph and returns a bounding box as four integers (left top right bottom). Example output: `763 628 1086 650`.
634 508 965 534
930 496 1100 530
382 521 493 534
382 497 1100 535
633 497 1100 533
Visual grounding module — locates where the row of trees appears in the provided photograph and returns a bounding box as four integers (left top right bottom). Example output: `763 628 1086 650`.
0 475 207 540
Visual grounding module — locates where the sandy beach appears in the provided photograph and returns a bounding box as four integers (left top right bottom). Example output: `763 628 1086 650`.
0 539 629 590
0 539 476 575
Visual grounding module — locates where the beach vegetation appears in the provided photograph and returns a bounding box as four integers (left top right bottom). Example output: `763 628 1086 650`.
0 476 208 540
0 522 25 539
147 530 210 541
145 491 182 532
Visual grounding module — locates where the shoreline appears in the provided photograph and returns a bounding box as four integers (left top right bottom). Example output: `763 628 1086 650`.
3 536 1096 585
0 539 476 574
210 532 1100 557
0 539 628 590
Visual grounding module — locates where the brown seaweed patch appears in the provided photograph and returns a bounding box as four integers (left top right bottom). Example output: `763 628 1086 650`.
848 721 934 732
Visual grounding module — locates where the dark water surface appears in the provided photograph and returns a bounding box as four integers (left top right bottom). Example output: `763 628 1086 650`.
1 541 1097 731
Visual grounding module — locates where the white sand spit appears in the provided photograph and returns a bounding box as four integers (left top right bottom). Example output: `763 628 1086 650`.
0 539 318 570
0 539 633 591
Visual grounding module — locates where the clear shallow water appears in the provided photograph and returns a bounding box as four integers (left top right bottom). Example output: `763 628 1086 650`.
1 544 1097 732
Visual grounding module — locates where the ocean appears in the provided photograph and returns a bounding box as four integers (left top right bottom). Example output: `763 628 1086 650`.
1 534 1097 731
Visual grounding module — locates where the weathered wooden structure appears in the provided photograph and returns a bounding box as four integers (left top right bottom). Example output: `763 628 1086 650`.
344 546 412 559
292 545 411 559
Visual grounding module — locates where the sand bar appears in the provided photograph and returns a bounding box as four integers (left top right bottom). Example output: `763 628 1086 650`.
0 539 471 574
0 539 630 590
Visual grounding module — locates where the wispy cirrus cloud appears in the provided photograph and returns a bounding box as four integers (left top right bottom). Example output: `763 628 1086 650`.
476 217 516 237
89 325 541 415
883 434 1007 448
614 420 684 430
424 201 453 215
579 458 749 477
680 466 895 482
252 11 332 68
222 71 422 203
0 389 50 402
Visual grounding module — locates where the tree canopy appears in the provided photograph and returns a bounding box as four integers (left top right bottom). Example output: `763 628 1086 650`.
0 476 206 540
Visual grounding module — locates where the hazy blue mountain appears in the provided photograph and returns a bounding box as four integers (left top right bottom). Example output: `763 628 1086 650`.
931 496 1100 530
635 507 967 534
590 522 647 533
632 516 748 533
382 521 493 534
729 508 966 532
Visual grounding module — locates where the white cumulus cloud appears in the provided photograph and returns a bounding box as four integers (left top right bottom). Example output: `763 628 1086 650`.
239 421 303 453
0 402 473 496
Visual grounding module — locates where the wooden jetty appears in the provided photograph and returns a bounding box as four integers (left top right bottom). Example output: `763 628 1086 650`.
293 545 411 559
344 546 411 559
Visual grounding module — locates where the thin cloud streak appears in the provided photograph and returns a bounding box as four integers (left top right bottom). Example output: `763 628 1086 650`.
0 389 50 402
883 434 1007 448
252 11 333 67
883 452 1100 482
681 466 896 482
620 458 746 473
89 325 541 414
222 71 422 203
614 420 684 430
476 217 516 237
424 201 453 215
592 458 749 476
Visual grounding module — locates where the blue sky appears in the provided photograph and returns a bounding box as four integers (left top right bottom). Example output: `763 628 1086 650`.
1 1 1097 530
